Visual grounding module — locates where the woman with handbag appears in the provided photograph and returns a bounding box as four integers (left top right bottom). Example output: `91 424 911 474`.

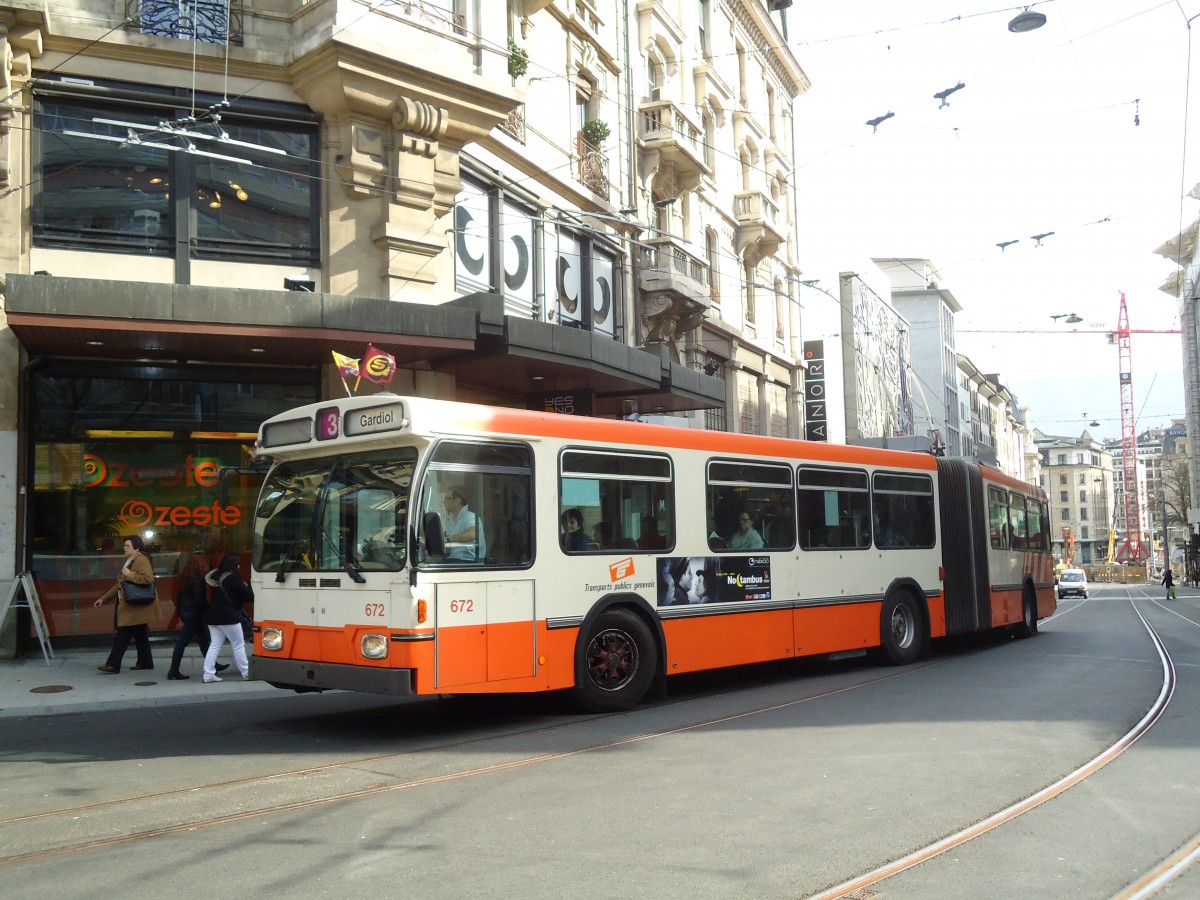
93 535 159 673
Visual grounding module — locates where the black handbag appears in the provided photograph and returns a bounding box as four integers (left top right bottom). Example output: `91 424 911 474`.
122 579 157 606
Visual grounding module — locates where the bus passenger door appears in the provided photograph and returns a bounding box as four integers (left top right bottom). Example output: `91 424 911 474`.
434 581 535 688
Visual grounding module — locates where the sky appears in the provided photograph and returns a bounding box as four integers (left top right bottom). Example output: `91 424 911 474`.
788 0 1196 444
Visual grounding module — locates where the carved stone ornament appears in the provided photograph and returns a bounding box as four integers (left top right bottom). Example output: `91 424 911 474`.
332 118 387 198
0 22 45 189
642 294 705 363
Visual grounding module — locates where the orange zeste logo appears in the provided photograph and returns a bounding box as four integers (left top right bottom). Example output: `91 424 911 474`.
609 557 635 581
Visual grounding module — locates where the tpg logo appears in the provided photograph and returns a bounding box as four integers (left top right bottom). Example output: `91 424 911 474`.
609 557 635 581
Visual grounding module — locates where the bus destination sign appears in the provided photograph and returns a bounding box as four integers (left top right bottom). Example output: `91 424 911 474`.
344 402 407 437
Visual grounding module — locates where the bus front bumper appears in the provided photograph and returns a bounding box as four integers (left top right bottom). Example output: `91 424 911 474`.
251 657 415 695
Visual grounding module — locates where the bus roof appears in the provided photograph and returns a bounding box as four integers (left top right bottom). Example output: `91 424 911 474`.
258 393 944 471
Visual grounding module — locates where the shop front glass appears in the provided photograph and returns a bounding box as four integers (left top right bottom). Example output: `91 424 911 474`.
29 363 317 639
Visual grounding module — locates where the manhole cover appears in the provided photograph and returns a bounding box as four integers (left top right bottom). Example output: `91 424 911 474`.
30 685 73 694
134 681 157 687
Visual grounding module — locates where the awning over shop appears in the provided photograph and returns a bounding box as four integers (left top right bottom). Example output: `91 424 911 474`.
4 276 725 416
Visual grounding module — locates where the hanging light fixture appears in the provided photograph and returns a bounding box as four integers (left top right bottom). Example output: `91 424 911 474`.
1008 7 1047 33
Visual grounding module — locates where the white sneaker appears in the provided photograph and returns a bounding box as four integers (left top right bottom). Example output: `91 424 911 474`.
242 675 252 681
203 676 222 683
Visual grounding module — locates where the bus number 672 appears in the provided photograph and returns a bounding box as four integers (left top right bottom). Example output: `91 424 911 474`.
364 603 386 617
449 599 474 613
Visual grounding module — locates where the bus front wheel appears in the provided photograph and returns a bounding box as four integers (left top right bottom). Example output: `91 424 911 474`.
574 608 656 713
879 593 921 665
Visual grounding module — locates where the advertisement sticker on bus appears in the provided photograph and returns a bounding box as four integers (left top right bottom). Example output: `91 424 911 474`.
657 555 772 606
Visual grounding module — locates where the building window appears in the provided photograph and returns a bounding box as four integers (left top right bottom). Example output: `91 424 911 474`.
1059 474 1067 484
33 80 319 269
774 277 786 340
647 53 663 101
705 228 720 306
743 263 756 325
1060 491 1068 502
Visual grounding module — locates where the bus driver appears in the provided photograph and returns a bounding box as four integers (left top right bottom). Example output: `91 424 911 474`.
442 486 486 562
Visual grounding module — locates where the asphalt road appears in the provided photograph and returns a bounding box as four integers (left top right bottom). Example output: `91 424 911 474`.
2 583 1198 899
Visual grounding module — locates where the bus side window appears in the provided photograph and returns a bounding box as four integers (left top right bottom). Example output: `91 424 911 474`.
422 442 533 568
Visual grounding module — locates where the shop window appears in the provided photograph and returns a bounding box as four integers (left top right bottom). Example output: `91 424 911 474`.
27 362 318 639
33 80 319 268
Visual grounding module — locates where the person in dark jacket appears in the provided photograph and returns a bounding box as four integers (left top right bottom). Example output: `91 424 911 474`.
167 552 228 680
202 554 252 683
1163 567 1175 600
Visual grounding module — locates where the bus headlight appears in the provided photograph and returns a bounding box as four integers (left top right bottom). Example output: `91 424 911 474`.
361 634 388 659
261 628 284 651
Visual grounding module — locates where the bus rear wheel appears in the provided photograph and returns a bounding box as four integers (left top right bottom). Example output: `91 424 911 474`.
1015 586 1038 639
879 593 921 665
574 608 656 713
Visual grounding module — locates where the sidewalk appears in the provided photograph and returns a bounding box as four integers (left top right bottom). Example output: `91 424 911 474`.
0 643 277 719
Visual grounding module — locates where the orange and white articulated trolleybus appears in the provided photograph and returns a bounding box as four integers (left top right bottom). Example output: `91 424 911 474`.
249 395 1055 711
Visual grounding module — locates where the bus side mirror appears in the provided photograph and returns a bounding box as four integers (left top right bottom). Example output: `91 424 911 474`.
423 511 445 558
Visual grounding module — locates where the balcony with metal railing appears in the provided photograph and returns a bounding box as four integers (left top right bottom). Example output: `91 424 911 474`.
126 0 244 44
576 133 610 197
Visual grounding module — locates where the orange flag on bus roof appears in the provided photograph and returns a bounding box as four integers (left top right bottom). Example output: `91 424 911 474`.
362 344 396 384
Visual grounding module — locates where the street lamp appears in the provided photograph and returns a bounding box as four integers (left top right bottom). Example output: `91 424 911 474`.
1008 7 1047 32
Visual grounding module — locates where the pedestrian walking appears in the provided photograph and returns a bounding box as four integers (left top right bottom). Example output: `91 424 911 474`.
202 554 252 683
167 552 228 680
93 535 159 674
1162 567 1176 600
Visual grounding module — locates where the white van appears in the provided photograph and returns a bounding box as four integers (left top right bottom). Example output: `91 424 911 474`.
1057 568 1089 599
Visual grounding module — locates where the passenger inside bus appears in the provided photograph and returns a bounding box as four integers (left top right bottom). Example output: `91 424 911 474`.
874 512 896 548
728 511 764 550
592 521 613 550
637 515 666 550
560 508 593 551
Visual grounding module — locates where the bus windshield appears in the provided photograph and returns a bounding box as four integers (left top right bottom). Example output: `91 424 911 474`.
253 448 417 573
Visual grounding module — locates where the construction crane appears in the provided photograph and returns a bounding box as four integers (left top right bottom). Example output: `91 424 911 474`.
962 292 1181 564
1112 292 1150 562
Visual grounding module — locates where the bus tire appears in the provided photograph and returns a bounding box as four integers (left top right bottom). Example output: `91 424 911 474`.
1015 585 1038 639
573 608 657 712
879 593 921 666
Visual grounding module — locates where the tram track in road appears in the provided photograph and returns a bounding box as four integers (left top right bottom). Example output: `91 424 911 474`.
812 586 1180 900
0 658 949 870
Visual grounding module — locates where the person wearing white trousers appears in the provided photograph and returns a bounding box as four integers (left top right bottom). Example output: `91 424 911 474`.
203 554 253 683
204 622 250 682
